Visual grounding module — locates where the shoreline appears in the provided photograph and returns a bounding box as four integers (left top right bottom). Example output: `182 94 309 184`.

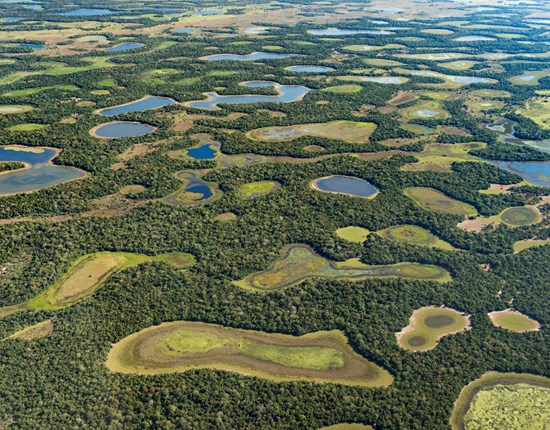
89 121 158 139
310 175 380 199
95 95 178 116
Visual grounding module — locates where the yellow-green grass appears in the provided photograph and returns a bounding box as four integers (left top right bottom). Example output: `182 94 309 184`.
262 45 283 51
4 319 53 341
238 180 280 198
142 68 180 85
422 91 453 100
513 239 550 253
401 101 450 121
396 68 497 89
336 226 370 243
215 212 238 222
401 143 484 173
450 372 550 430
458 206 541 231
106 321 393 387
98 79 116 87
3 85 78 97
421 29 454 35
208 71 239 77
396 306 471 352
437 60 477 71
363 58 403 67
8 123 46 131
508 70 550 86
488 310 540 333
247 121 377 144
233 244 451 292
496 33 526 39
3 145 44 153
467 99 505 113
377 225 455 250
404 187 478 217
120 185 146 195
91 90 109 95
0 251 195 318
343 44 404 52
322 85 362 93
0 105 33 114
320 425 373 430
470 89 511 98
517 97 550 129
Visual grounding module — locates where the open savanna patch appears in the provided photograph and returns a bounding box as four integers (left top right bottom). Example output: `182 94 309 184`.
247 121 377 144
458 206 541 232
488 310 541 333
401 143 483 173
517 97 550 129
513 238 550 253
4 319 53 341
405 187 478 217
238 180 280 198
396 306 471 352
233 244 451 292
400 100 450 121
377 225 455 250
0 105 33 115
106 321 393 387
336 226 370 243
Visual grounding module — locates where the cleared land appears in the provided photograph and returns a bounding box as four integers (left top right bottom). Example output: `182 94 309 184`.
396 306 471 352
404 187 478 217
377 225 455 250
336 226 370 243
450 372 550 430
5 319 53 341
488 310 540 333
106 321 394 387
247 121 377 144
233 244 451 291
239 180 280 198
0 251 195 318
513 239 550 253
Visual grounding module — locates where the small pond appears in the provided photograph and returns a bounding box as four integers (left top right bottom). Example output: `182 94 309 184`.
0 146 85 195
97 96 176 116
286 65 334 73
453 36 495 42
18 43 45 50
92 122 155 139
106 43 145 52
203 52 297 61
489 161 550 187
187 144 217 160
193 9 224 15
60 9 115 16
312 175 378 198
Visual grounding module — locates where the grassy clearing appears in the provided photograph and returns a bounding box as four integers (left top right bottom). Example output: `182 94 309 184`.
450 372 550 430
323 85 362 93
5 319 53 341
364 58 403 67
401 100 450 121
247 121 377 144
517 97 550 129
459 206 541 231
320 425 373 430
405 187 478 217
3 85 78 97
0 252 195 317
509 70 550 86
467 99 505 113
120 185 146 195
437 60 477 71
396 306 471 352
0 105 33 114
8 124 46 131
488 310 540 333
106 321 393 387
336 226 370 243
239 180 280 198
513 239 550 253
344 44 404 52
401 143 484 173
215 212 238 222
337 75 409 85
233 244 451 291
471 89 511 98
377 225 455 250
396 53 470 61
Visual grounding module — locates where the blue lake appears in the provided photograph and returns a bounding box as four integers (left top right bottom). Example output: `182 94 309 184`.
60 9 115 16
93 122 155 138
97 96 176 116
106 43 145 52
193 9 224 15
0 146 85 195
312 175 378 198
186 81 310 110
19 43 45 50
187 144 217 160
175 28 193 34
286 65 334 73
453 36 495 42
486 119 550 153
203 52 296 61
308 28 391 36
489 161 550 187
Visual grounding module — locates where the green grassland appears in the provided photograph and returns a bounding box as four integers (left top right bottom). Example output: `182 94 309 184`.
517 97 550 129
401 143 484 173
247 121 377 144
335 226 370 243
488 310 540 333
233 244 451 291
396 306 471 352
451 373 550 430
106 321 393 387
513 239 550 253
377 225 455 250
8 123 46 131
509 70 550 86
3 85 78 97
404 187 478 217
401 100 450 121
238 180 280 198
437 60 478 71
322 85 362 93
0 105 33 114
343 44 404 52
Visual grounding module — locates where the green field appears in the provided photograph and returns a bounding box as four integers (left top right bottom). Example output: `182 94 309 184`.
396 306 471 352
343 44 404 52
517 97 550 129
401 143 484 173
8 123 46 131
335 226 370 243
247 121 377 144
488 310 540 333
233 244 451 291
508 70 550 86
404 187 478 217
401 101 450 121
0 105 33 114
3 85 78 97
500 207 541 226
451 373 550 430
322 85 362 93
437 61 478 71
106 321 394 387
377 225 455 250
239 180 280 198
513 239 550 253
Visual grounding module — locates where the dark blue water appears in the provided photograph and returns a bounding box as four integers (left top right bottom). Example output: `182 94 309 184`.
489 161 550 187
19 43 45 50
314 176 378 198
187 144 217 160
286 65 334 73
203 52 296 61
93 122 155 138
98 96 176 116
187 81 310 110
186 184 213 200
60 9 115 16
0 146 85 194
106 43 145 52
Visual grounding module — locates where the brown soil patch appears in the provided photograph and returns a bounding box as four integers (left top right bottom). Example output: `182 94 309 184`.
389 91 417 106
439 126 468 136
215 212 238 222
457 218 486 232
174 112 245 132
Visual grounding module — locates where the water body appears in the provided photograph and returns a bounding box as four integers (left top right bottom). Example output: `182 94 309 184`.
187 144 217 160
97 96 176 116
23 4 39 10
486 119 550 153
489 161 550 187
174 28 193 34
0 146 85 195
193 9 224 15
416 109 439 118
4 18 19 23
203 52 296 61
60 9 115 16
308 28 391 36
186 81 310 110
359 77 405 84
453 36 495 42
106 43 145 52
243 27 270 34
312 176 378 198
93 122 155 139
19 43 45 50
286 65 334 73
411 71 494 84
